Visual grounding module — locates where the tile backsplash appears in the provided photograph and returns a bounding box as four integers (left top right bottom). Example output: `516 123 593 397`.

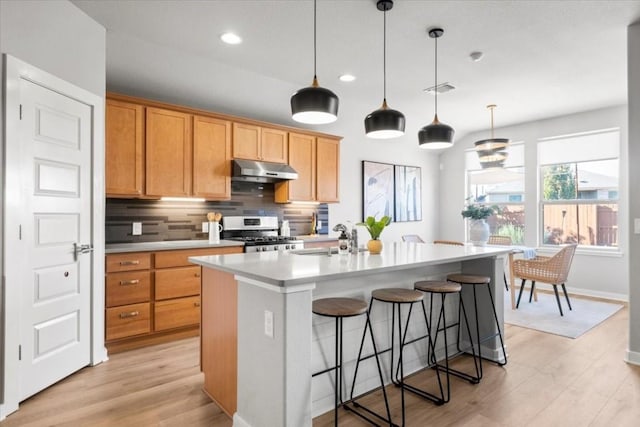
105 181 328 243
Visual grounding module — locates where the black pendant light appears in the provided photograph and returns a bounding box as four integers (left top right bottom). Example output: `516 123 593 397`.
475 104 509 169
418 28 454 149
291 0 339 124
364 0 405 139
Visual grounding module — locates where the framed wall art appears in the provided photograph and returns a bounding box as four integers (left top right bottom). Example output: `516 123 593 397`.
394 165 422 222
362 161 394 221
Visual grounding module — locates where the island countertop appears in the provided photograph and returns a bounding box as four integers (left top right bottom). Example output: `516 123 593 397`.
189 242 510 287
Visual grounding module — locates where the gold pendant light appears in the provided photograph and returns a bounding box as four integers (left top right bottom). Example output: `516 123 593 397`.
475 104 509 169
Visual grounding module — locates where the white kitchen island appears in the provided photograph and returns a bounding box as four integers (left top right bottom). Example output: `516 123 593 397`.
190 242 510 427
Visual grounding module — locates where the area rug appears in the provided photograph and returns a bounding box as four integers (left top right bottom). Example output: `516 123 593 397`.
503 291 623 338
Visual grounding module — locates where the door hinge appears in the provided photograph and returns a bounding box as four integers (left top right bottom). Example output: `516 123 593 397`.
19 104 23 120
19 345 22 361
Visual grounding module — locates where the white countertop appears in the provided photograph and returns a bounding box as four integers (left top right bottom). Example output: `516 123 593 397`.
189 242 510 287
105 239 244 253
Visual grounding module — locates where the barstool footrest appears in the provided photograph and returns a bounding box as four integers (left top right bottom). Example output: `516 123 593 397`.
343 400 400 427
398 381 446 405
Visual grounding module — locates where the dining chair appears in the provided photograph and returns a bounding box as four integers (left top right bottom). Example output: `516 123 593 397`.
512 244 577 316
487 235 512 291
402 234 425 243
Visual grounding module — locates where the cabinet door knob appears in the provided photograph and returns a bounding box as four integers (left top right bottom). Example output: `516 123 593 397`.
194 273 201 278
194 302 201 307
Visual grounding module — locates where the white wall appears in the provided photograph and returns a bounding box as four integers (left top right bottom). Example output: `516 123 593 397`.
0 0 105 414
627 21 640 364
439 105 629 300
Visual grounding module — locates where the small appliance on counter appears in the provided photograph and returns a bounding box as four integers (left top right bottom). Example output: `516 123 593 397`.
223 216 303 253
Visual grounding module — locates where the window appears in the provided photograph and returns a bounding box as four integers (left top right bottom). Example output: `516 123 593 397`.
465 143 525 244
538 129 619 248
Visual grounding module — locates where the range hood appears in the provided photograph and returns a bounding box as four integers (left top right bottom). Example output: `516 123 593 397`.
232 159 298 183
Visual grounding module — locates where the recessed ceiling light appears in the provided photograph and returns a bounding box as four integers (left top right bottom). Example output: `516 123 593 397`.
220 32 242 45
339 74 356 82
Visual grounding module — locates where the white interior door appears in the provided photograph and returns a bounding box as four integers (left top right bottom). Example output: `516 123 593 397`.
17 78 92 400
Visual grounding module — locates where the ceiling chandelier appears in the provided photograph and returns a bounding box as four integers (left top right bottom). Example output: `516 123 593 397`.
418 27 454 149
475 104 509 169
364 0 405 139
290 0 339 124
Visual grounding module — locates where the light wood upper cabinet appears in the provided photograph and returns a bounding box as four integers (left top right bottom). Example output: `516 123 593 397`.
232 123 288 164
316 137 340 202
275 134 340 203
145 107 193 197
105 99 144 196
260 128 288 164
193 116 231 199
275 132 315 202
232 123 261 160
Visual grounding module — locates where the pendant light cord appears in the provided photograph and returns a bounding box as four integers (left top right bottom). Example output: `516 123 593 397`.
434 34 438 116
383 6 387 105
313 0 317 81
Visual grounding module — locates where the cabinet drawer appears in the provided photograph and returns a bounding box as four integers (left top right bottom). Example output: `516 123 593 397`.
154 296 200 331
155 266 201 300
154 247 243 268
106 271 151 307
106 302 151 341
106 253 151 273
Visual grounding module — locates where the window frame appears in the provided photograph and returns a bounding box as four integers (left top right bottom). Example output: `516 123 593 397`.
537 130 620 252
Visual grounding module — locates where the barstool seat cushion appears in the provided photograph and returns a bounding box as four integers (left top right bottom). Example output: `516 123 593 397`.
312 297 368 317
372 288 423 303
415 280 462 294
446 273 490 285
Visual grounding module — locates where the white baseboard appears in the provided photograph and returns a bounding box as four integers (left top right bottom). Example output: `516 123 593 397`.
625 349 640 366
529 283 628 303
233 413 251 427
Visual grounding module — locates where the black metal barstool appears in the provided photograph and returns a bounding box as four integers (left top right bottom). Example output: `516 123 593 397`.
313 297 393 426
412 280 478 402
350 288 435 427
446 273 508 382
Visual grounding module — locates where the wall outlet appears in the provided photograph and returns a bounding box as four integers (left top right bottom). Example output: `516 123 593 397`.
202 222 209 233
264 310 274 338
132 222 142 236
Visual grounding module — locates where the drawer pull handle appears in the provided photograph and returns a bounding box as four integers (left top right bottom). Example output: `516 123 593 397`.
194 302 201 307
119 279 140 286
119 311 140 319
120 260 140 266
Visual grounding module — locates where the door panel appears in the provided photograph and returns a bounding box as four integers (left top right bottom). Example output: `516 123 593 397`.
19 79 92 401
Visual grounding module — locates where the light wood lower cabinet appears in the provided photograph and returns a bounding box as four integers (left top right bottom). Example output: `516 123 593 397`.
105 246 242 353
201 267 237 417
106 303 151 341
155 296 201 331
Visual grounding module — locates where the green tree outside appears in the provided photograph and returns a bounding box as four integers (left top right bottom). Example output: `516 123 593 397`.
543 164 576 200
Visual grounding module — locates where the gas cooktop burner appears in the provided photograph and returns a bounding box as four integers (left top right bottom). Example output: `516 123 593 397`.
229 236 301 245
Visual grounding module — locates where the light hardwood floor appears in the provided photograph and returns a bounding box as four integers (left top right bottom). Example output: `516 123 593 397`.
1 304 638 427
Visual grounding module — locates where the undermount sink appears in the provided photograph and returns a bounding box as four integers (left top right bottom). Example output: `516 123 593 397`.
289 248 338 255
289 247 368 256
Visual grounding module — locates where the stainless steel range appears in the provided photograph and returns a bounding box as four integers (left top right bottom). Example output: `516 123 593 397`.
223 216 304 253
